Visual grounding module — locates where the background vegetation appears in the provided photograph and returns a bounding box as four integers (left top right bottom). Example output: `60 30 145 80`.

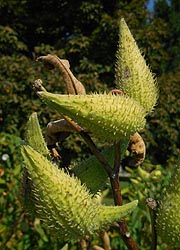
0 0 179 249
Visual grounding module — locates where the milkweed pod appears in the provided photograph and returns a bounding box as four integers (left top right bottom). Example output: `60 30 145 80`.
156 166 180 247
21 145 99 240
21 145 138 240
21 113 51 210
26 112 50 157
115 18 158 113
38 91 146 142
98 200 138 227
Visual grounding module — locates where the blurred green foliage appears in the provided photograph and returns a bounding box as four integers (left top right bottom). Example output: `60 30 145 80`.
103 161 172 249
145 69 180 165
0 0 180 249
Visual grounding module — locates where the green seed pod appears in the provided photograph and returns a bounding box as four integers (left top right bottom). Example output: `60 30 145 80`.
38 91 146 142
156 166 180 247
21 112 51 210
98 202 138 227
115 18 158 113
21 145 138 240
26 112 50 157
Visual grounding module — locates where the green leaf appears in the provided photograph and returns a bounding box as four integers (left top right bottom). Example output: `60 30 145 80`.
74 138 129 193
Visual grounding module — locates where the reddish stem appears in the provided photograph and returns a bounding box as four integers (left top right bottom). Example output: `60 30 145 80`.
110 143 138 250
110 173 138 250
60 116 138 249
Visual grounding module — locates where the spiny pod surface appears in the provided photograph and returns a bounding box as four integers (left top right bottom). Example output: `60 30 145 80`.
156 166 180 247
115 18 158 113
21 145 138 240
38 91 146 142
26 112 50 157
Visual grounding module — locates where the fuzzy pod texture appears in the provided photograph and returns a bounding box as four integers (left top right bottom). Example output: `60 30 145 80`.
38 91 146 142
26 112 50 157
22 112 50 211
156 166 180 247
115 18 158 113
25 112 127 194
21 145 138 240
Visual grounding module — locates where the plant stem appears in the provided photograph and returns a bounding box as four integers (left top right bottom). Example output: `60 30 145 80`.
61 116 138 249
109 142 138 250
61 115 113 175
114 142 121 170
110 171 138 250
83 139 139 249
146 198 158 250
111 142 123 205
116 221 139 250
79 131 112 176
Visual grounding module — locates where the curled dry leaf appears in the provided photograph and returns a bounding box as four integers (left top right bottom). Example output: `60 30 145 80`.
36 54 86 154
36 54 86 95
45 119 76 146
122 132 146 168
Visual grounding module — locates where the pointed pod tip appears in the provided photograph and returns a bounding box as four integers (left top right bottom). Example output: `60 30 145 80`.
133 199 138 207
21 144 26 151
120 18 128 27
29 112 37 118
122 200 138 214
98 199 138 228
20 145 28 162
37 91 43 96
20 144 30 154
21 145 38 160
126 199 138 210
37 91 55 100
27 112 38 125
37 91 49 102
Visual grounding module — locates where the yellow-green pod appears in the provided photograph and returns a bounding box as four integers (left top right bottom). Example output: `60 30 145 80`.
21 145 138 240
38 91 146 142
156 166 180 247
115 18 158 113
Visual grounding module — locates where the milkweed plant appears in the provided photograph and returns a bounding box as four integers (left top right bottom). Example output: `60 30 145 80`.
20 19 180 249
